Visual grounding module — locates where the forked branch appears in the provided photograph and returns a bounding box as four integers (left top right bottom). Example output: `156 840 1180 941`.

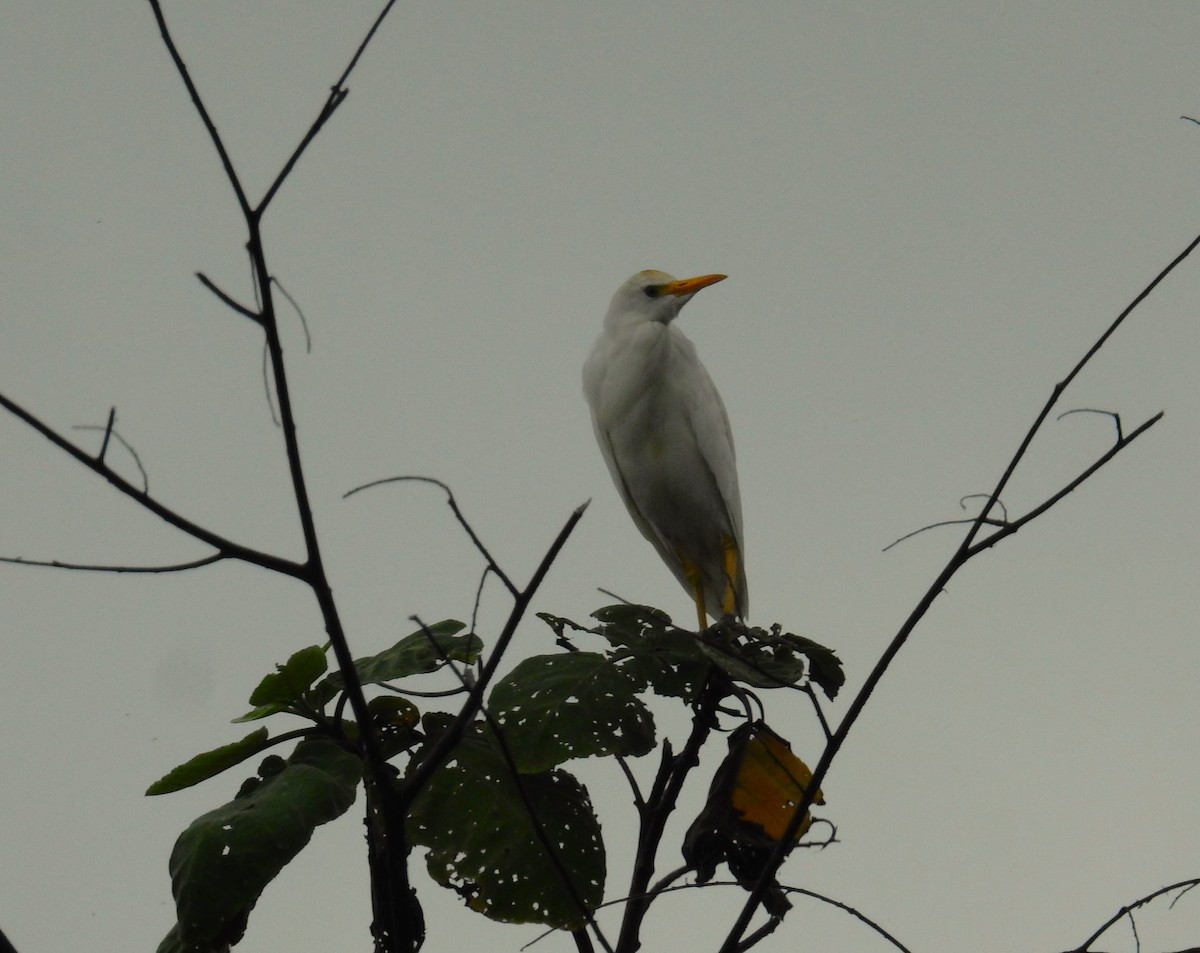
715 224 1196 953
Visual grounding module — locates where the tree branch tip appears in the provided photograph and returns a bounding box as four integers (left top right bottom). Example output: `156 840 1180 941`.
343 473 452 500
196 271 262 324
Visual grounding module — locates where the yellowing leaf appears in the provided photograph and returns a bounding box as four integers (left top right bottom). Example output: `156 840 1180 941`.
730 725 823 843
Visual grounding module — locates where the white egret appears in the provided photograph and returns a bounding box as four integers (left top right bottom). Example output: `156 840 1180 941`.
583 270 747 630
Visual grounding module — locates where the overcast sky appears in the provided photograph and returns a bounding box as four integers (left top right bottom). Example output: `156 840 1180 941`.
4 4 1200 953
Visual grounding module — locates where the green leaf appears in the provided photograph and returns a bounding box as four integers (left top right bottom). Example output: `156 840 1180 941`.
160 738 361 952
407 723 604 928
368 695 422 759
324 621 476 689
490 653 655 772
591 602 675 632
147 728 273 796
154 924 189 953
247 644 328 707
698 622 844 698
589 604 710 700
786 634 845 700
698 629 806 689
231 702 289 724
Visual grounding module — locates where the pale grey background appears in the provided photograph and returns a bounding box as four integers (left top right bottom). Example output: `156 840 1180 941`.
3 3 1199 952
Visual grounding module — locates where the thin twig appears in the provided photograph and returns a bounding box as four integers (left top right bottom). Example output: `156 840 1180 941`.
379 684 469 699
527 877 911 953
967 413 1161 558
0 554 226 574
257 0 399 215
1058 407 1124 441
963 229 1200 554
98 407 116 463
146 1 251 219
715 222 1195 953
272 278 312 353
196 272 261 324
613 753 646 814
0 390 304 579
1071 878 1200 952
345 475 520 597
469 565 491 635
733 915 780 953
72 422 150 493
400 503 588 803
884 493 1012 552
145 3 413 944
802 684 833 742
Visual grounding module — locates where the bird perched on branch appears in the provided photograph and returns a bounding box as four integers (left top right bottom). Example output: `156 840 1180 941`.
583 269 747 631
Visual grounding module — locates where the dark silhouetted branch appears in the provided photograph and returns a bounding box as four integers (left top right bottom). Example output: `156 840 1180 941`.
197 272 261 324
345 475 521 598
715 221 1196 953
1069 877 1200 952
0 390 304 580
0 554 226 574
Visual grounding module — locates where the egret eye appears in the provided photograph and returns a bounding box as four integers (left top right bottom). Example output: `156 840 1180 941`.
642 285 662 299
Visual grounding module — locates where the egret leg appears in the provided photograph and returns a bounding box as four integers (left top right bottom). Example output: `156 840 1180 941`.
678 550 709 631
720 534 741 618
691 582 708 632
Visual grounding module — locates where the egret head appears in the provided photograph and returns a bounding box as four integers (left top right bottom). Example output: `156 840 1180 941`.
605 270 727 330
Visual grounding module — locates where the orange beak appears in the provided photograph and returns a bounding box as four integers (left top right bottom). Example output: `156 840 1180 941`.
660 273 727 297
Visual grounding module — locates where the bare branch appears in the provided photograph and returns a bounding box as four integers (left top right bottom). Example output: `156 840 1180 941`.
715 219 1199 953
533 876 912 953
1057 407 1125 441
146 1 251 219
98 407 116 463
963 229 1200 554
733 915 780 953
883 495 1010 552
0 554 226 574
0 390 304 580
597 587 633 605
968 412 1161 557
613 753 646 814
469 565 491 635
345 475 521 598
196 272 261 324
802 683 833 741
616 671 730 952
272 278 312 353
72 421 150 493
1070 877 1200 952
257 0 400 215
571 929 594 953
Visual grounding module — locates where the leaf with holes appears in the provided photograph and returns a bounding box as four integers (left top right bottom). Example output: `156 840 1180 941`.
489 652 655 773
324 621 477 689
558 604 709 701
159 738 361 952
407 723 604 928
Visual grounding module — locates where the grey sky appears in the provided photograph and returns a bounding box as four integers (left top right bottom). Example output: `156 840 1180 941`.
3 3 1199 952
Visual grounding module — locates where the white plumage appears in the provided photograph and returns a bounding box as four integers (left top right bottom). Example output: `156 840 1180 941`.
583 270 747 629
